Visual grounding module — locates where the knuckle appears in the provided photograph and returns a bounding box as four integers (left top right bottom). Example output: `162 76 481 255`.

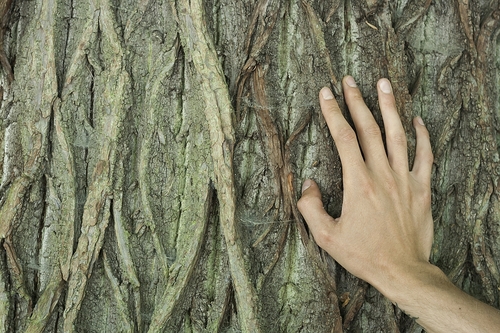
422 188 432 203
426 151 434 164
349 91 365 103
417 125 431 139
297 196 308 211
297 195 316 212
419 150 434 166
322 101 341 115
391 132 407 146
380 97 396 109
411 180 432 207
313 228 333 248
363 123 382 137
324 105 340 116
335 126 357 143
418 188 432 209
358 175 377 197
383 175 398 192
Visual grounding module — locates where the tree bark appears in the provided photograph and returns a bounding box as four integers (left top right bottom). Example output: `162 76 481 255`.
0 0 499 332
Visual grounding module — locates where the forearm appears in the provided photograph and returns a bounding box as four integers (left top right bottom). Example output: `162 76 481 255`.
377 263 500 333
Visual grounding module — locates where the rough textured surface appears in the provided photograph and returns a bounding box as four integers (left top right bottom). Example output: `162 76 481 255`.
0 0 499 332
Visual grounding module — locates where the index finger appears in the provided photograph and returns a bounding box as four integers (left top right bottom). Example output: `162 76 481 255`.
319 87 366 175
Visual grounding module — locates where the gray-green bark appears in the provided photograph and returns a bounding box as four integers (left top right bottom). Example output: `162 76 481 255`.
0 0 499 332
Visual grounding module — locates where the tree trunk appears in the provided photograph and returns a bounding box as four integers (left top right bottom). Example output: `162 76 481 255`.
0 0 499 332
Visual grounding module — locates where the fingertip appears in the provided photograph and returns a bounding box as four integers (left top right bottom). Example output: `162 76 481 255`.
300 179 320 197
344 75 357 87
320 87 335 100
414 116 425 127
377 78 392 94
412 116 434 181
298 179 321 210
302 179 313 193
297 179 336 246
413 116 430 139
318 87 343 125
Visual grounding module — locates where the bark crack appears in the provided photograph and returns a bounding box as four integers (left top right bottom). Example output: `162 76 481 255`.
60 0 75 93
171 0 261 332
0 0 13 83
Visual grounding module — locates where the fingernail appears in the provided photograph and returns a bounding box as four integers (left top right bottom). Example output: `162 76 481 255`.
321 87 334 100
416 116 425 126
380 79 392 94
302 179 312 193
345 76 357 87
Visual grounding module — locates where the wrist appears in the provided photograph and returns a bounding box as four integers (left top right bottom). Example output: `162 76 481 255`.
372 261 449 307
371 261 500 332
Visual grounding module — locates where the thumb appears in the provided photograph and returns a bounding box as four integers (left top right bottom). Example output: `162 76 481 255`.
297 179 336 248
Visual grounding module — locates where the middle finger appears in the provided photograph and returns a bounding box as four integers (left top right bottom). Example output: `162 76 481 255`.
342 76 388 168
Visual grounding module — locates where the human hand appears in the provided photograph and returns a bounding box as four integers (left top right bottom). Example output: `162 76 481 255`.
297 76 434 297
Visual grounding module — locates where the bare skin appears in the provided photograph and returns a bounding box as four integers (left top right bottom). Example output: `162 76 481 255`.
297 76 500 332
